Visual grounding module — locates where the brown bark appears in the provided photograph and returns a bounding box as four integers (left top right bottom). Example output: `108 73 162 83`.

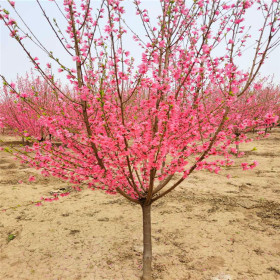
236 135 239 153
236 143 239 153
141 203 152 280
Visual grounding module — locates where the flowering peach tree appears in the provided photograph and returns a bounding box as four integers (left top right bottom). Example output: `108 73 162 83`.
1 0 280 279
206 80 280 154
229 82 280 152
0 72 59 141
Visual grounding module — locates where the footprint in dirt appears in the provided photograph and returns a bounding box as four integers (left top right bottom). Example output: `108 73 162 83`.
0 159 9 165
0 163 17 170
211 274 232 280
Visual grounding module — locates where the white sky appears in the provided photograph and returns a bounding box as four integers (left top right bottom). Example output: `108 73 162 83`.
1 0 280 84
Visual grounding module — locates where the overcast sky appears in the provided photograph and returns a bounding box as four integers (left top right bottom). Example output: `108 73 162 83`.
1 0 280 84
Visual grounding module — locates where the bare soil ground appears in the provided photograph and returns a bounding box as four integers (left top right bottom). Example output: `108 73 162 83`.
0 129 280 280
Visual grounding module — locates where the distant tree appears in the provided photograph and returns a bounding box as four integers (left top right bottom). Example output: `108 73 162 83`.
207 80 280 153
0 72 58 141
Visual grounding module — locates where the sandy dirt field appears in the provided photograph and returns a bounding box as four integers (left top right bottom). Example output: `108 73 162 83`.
0 129 280 280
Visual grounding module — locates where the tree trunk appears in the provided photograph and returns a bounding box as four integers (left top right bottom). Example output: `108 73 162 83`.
236 143 239 153
160 161 165 174
235 135 239 154
141 203 152 280
265 127 268 134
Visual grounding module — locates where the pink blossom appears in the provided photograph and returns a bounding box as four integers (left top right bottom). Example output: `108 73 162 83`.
241 163 249 170
72 56 81 63
138 64 148 74
28 176 36 182
202 44 210 53
253 83 262 90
